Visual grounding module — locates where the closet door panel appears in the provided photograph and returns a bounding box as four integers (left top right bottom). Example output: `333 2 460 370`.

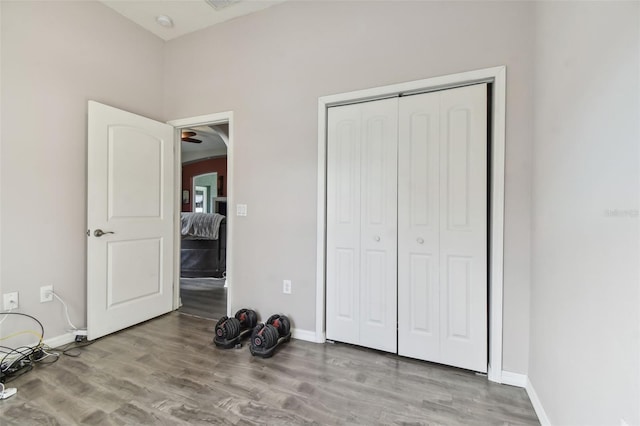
445 255 473 338
359 98 398 353
326 104 361 345
439 84 487 373
397 92 441 361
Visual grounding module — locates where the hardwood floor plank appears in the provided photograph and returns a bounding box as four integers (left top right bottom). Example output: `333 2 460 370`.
3 403 61 426
179 278 227 320
0 313 539 425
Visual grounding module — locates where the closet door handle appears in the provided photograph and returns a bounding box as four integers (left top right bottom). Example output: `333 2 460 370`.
374 236 381 242
417 237 424 244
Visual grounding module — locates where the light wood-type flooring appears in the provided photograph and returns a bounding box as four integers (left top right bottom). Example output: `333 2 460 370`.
179 277 227 320
0 313 539 425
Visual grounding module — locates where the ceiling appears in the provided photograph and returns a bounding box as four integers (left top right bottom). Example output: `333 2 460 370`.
98 1 241 157
100 0 286 41
181 125 228 162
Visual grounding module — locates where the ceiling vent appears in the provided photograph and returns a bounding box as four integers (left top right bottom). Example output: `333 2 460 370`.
205 0 240 11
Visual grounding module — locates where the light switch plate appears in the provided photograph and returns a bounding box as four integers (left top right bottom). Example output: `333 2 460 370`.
283 280 292 294
236 204 247 216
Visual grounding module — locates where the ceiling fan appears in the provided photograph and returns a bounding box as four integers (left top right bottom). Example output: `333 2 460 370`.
181 131 202 144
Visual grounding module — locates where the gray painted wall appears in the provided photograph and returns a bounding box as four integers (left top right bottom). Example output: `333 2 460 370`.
2 1 638 424
530 2 640 425
163 0 535 374
0 1 165 338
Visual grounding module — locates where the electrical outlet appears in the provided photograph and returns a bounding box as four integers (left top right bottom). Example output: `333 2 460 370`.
40 285 54 303
283 280 292 294
3 292 19 310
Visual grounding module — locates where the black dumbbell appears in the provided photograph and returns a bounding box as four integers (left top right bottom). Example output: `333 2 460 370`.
250 314 291 353
215 315 240 340
235 308 258 329
250 323 280 350
215 309 258 341
266 314 291 337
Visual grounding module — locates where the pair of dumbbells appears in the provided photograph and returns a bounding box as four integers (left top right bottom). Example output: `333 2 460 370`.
249 314 291 358
213 308 258 349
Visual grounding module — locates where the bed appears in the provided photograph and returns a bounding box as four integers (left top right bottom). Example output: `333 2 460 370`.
180 212 227 278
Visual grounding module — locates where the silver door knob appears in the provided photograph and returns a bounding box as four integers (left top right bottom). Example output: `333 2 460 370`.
94 229 115 237
374 236 381 242
417 237 424 244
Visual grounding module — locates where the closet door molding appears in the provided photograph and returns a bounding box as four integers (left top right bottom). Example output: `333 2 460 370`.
317 66 506 383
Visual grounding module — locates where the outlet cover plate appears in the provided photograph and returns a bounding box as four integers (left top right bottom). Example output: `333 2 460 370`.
283 280 292 294
40 285 54 303
3 292 19 310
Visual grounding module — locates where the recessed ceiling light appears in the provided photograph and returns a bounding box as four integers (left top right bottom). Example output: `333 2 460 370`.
155 15 174 28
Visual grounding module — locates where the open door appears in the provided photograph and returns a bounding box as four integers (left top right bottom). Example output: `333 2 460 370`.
87 101 175 341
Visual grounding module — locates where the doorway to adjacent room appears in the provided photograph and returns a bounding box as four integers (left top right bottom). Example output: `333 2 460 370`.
170 113 233 321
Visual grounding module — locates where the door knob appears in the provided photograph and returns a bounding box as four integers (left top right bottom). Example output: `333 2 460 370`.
374 236 381 242
417 237 424 244
94 229 115 237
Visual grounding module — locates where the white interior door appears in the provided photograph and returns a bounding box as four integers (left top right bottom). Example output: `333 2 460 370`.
326 103 361 346
358 99 398 353
398 84 487 372
438 84 487 372
87 101 175 341
326 98 398 352
397 90 441 362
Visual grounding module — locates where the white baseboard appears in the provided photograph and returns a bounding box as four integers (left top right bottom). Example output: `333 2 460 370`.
0 332 75 363
291 328 323 343
526 377 551 426
501 370 527 388
44 332 76 350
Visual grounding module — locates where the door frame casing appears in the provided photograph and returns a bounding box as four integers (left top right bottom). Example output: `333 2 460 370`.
168 112 233 317
316 66 506 383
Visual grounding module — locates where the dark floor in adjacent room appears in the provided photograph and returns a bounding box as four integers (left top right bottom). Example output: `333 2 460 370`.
0 313 539 425
179 277 227 320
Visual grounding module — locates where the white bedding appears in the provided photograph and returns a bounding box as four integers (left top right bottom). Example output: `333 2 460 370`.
180 212 225 240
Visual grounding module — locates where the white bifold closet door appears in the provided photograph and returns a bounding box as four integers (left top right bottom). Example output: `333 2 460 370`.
326 83 487 372
326 97 398 353
397 84 487 373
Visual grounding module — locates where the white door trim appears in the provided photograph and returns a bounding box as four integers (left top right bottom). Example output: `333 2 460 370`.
316 66 506 382
168 111 234 317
